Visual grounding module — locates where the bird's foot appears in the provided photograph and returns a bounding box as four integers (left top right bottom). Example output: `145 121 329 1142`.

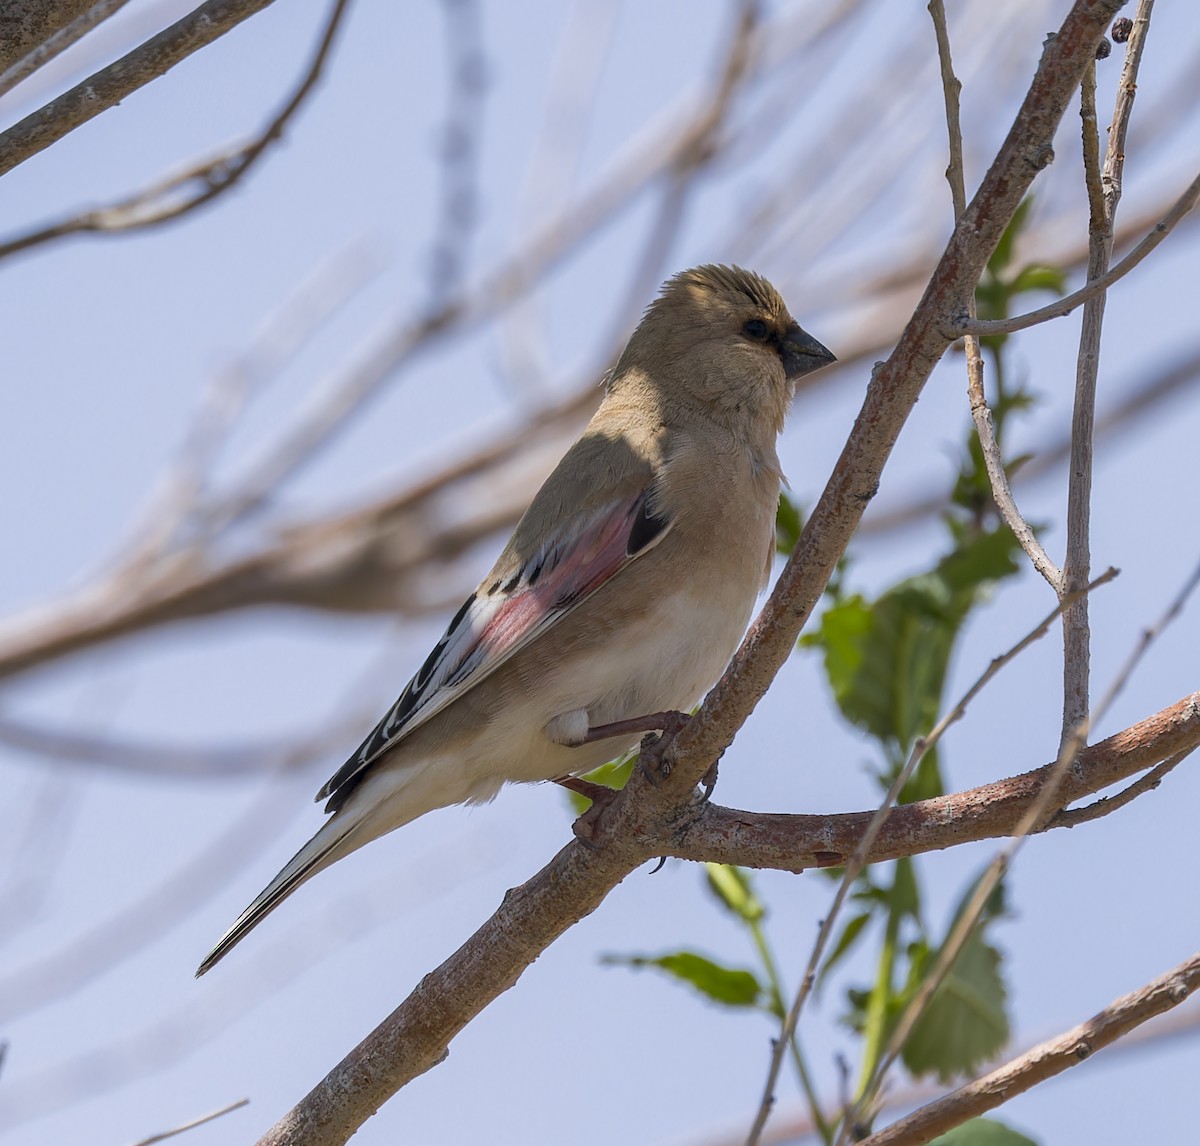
633 710 691 788
699 757 720 803
580 709 690 745
553 776 619 848
553 776 615 803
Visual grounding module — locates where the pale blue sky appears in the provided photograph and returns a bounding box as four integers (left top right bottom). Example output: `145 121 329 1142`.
2 2 1198 1144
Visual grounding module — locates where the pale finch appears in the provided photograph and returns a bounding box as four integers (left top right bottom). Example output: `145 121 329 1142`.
197 264 835 974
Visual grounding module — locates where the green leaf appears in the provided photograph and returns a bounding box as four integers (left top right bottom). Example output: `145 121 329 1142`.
818 910 873 988
602 950 765 1009
930 1117 1038 1146
704 863 765 924
1009 263 1066 298
936 527 1021 595
776 493 804 556
805 527 1021 767
889 856 921 922
563 755 635 815
900 925 1010 1082
986 197 1033 277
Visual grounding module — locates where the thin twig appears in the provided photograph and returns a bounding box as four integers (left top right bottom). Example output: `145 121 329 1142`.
1049 745 1193 828
1061 59 1106 742
1061 0 1154 746
0 0 352 260
745 566 1116 1146
127 1098 249 1146
930 0 1062 590
0 713 351 778
956 168 1200 337
969 390 1062 588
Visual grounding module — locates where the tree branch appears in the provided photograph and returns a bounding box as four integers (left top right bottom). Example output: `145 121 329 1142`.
1061 0 1153 745
0 0 130 96
661 690 1199 872
0 0 279 179
859 949 1200 1146
0 0 350 259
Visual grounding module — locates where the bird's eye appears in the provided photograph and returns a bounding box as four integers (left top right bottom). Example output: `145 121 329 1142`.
743 318 770 341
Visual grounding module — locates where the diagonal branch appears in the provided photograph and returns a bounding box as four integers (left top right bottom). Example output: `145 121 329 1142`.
859 949 1200 1146
0 0 132 97
0 0 281 178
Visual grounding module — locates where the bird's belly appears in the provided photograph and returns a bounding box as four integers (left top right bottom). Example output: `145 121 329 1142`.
489 584 757 784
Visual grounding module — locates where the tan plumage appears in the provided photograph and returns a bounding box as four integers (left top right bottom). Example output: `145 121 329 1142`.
197 265 835 975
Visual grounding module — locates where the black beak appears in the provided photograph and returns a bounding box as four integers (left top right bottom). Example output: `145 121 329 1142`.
779 322 836 381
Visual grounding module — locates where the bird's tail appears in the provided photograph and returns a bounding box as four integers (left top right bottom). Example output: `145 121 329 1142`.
195 815 363 977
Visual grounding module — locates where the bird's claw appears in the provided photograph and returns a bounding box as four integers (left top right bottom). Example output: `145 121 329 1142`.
636 710 691 787
558 779 620 847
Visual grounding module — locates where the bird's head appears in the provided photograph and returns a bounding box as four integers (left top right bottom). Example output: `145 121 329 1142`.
610 264 836 438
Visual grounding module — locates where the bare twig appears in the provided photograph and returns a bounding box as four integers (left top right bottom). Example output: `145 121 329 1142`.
931 0 1063 590
0 0 281 178
929 0 965 219
841 549 1198 1141
1061 0 1154 746
859 950 1200 1146
1061 60 1106 742
1049 744 1193 828
957 168 1200 337
126 1098 249 1146
968 386 1062 588
0 0 352 260
745 564 1116 1146
0 713 350 777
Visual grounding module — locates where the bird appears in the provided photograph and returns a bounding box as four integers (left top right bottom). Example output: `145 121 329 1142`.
196 264 835 975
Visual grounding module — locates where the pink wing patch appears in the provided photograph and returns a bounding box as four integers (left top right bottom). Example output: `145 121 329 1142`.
475 493 640 659
319 488 669 810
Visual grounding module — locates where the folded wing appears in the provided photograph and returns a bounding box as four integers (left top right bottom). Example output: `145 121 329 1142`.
319 487 672 811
